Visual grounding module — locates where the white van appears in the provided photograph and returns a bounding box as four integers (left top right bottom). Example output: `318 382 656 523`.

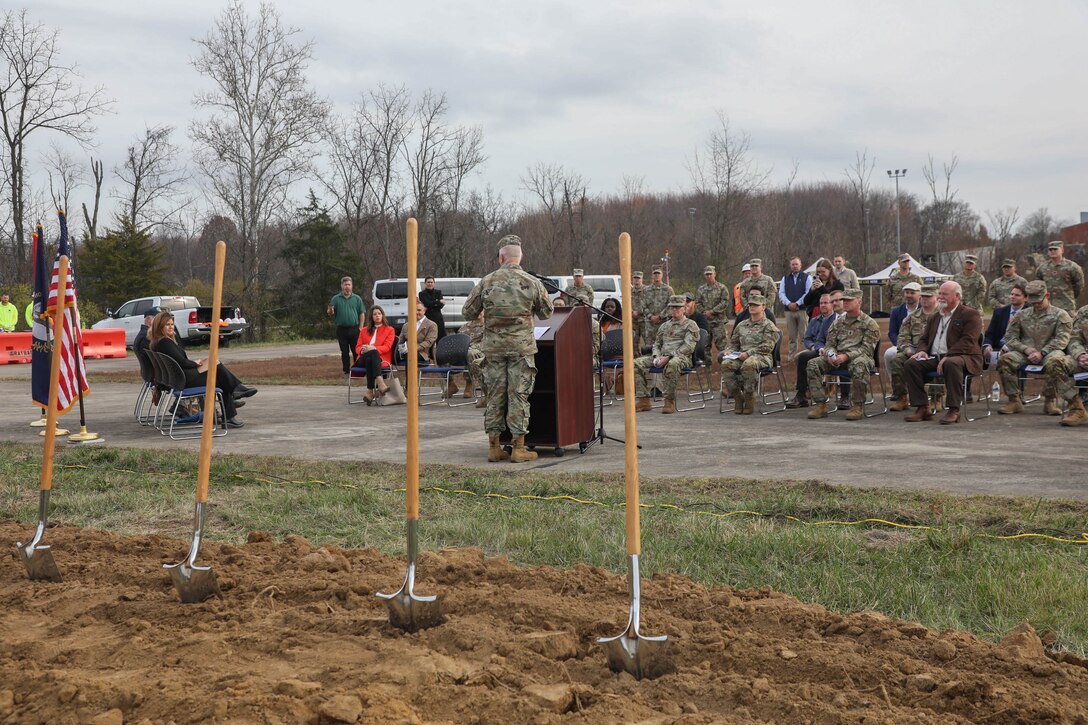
371 277 481 333
543 274 622 310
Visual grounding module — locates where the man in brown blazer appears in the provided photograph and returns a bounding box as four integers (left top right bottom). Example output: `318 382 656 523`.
903 281 983 424
398 302 439 366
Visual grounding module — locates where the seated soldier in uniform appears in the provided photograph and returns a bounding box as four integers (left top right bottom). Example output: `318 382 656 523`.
996 280 1073 416
633 295 699 414
887 284 939 411
806 288 881 421
1056 303 1088 426
719 291 778 414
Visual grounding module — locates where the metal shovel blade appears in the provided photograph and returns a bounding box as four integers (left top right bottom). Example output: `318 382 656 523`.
597 555 673 680
377 520 444 631
15 489 63 582
164 502 221 603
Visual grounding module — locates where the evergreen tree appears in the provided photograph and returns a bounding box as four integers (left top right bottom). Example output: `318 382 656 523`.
280 191 364 333
79 217 167 311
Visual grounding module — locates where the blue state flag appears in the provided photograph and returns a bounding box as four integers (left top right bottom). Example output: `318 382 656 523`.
30 224 51 409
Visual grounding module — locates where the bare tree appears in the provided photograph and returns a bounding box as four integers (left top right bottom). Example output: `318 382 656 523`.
520 161 567 262
921 153 960 260
362 83 412 278
42 142 83 214
81 156 102 242
843 149 875 260
0 9 110 277
114 124 190 232
190 0 330 295
686 111 769 268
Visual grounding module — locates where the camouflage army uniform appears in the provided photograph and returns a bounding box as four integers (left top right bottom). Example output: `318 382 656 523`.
1056 305 1088 403
719 317 778 397
886 270 923 307
953 271 988 310
998 304 1073 399
590 316 601 367
459 317 485 390
633 316 699 400
988 274 1027 307
696 281 732 353
639 282 675 345
807 313 881 405
1035 259 1085 313
630 284 646 345
462 263 553 436
889 306 937 397
563 281 594 307
740 274 777 307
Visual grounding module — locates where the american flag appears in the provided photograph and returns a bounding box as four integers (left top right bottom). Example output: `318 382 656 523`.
44 210 89 414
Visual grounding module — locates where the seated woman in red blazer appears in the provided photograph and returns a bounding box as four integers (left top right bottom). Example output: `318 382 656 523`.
355 305 396 404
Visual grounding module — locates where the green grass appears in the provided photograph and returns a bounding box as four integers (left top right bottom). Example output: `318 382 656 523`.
3 441 1087 653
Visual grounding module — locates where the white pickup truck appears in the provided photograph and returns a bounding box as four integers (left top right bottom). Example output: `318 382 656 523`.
92 295 249 347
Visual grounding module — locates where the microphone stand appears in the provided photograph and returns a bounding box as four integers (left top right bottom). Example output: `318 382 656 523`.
525 271 637 451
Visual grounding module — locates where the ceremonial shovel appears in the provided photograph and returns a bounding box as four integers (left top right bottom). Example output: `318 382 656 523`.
377 218 443 631
164 241 226 603
597 233 673 680
15 255 71 583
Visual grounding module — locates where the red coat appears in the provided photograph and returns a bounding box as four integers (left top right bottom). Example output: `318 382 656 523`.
355 324 395 367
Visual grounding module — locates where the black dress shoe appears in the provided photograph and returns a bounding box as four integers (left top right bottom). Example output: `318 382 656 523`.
234 385 258 399
785 396 810 409
226 418 245 428
234 399 245 408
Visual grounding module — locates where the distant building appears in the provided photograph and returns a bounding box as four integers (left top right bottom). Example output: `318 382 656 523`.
1061 214 1088 245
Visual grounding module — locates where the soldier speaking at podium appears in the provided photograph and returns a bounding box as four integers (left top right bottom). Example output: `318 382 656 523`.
462 235 553 463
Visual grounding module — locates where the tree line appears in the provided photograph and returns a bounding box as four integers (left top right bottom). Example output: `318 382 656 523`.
0 4 1074 339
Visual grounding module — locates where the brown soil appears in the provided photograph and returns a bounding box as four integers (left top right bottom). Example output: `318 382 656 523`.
3 521 1087 724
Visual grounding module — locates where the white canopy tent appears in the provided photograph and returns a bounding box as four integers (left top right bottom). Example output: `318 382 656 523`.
858 254 952 313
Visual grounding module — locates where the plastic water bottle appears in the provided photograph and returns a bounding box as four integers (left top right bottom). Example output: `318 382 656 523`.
991 382 1000 402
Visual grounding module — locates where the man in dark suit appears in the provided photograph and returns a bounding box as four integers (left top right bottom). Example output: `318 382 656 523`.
982 283 1028 358
132 306 160 354
903 281 984 424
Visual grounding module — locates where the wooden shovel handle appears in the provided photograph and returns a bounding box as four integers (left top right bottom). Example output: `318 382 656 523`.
406 218 420 521
40 255 70 493
618 234 640 556
196 241 226 504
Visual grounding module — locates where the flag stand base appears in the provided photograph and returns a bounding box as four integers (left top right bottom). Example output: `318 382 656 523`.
29 416 47 428
39 427 69 437
68 426 103 444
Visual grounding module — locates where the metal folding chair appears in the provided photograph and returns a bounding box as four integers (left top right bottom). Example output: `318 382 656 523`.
719 331 788 414
819 340 888 417
151 351 227 440
650 329 711 412
347 361 396 405
133 348 159 425
418 334 476 407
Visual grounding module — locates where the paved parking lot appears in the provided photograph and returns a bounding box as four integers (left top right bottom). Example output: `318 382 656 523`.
1 348 1085 500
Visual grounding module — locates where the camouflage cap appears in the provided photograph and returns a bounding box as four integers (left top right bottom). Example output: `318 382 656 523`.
1002 258 1016 267
964 254 978 263
897 253 911 263
632 271 644 279
741 263 751 272
920 283 938 297
703 265 716 274
749 258 762 266
746 291 767 306
498 234 521 249
1025 280 1048 302
842 288 863 300
1048 240 1064 250
572 268 584 276
903 281 922 292
666 294 686 307
652 265 664 274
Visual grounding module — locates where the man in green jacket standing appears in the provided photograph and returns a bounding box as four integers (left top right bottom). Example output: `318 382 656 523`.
327 276 367 375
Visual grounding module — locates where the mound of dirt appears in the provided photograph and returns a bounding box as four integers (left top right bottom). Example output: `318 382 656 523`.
2 521 1087 723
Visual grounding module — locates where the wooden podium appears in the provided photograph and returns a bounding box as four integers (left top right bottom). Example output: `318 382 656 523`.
501 305 595 455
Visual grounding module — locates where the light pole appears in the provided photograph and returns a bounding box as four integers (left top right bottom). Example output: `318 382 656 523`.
886 169 906 256
687 207 696 237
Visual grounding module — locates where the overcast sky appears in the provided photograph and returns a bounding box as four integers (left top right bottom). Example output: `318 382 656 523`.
25 0 1088 227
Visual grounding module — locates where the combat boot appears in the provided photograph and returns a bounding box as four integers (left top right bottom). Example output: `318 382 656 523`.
998 394 1024 415
742 393 755 414
475 397 487 409
807 402 828 419
635 397 652 412
445 380 459 398
889 395 909 412
1061 397 1088 427
662 397 676 414
463 385 474 399
488 434 510 462
1043 396 1062 416
732 393 745 415
845 404 865 421
510 435 537 463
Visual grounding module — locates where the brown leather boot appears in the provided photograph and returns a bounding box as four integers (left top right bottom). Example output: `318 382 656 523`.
998 395 1024 415
662 397 676 414
1043 396 1062 416
635 397 652 412
475 397 487 409
845 404 864 420
1061 397 1088 427
889 394 909 411
510 435 537 463
445 380 459 398
463 384 474 399
807 402 828 419
905 405 933 422
488 434 510 462
376 376 389 395
742 393 755 414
